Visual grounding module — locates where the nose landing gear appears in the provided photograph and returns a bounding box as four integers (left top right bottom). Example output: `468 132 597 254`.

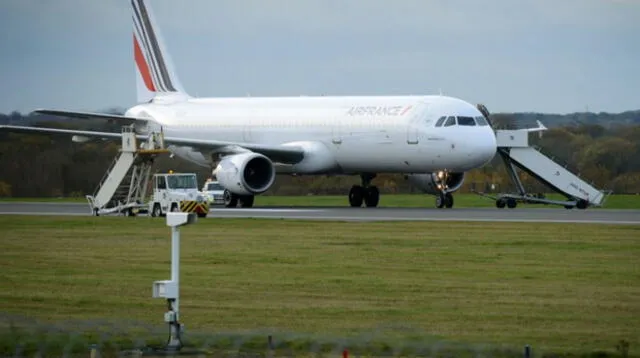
436 192 454 209
433 170 454 209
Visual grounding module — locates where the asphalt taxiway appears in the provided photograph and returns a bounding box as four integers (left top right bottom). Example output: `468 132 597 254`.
0 202 638 224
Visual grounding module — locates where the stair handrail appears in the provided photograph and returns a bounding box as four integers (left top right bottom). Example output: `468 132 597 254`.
91 153 122 198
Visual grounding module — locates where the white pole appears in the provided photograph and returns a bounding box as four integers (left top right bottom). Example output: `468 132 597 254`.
171 226 180 319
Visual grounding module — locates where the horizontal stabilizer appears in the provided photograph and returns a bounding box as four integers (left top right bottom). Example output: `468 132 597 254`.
522 120 547 133
31 109 144 123
0 124 133 140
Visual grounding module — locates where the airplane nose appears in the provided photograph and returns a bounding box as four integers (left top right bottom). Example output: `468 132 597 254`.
471 128 497 166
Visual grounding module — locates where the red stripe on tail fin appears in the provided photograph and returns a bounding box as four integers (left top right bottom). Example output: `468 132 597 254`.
134 34 156 92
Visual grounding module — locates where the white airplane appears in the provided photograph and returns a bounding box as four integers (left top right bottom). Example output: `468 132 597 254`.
0 0 497 209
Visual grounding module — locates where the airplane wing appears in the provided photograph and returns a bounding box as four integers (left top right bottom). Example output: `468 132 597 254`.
31 109 142 124
161 136 305 163
0 124 305 164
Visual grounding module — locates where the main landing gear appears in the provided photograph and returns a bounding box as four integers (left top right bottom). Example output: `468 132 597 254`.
223 190 254 208
348 173 380 207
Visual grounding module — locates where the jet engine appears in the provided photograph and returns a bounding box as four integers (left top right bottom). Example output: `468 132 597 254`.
214 152 276 196
405 171 465 194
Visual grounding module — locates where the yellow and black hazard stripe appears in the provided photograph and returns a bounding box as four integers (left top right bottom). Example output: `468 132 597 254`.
179 200 209 213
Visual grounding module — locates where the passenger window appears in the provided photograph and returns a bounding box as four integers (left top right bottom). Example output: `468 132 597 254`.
443 116 456 127
457 116 476 126
435 116 446 127
475 116 489 126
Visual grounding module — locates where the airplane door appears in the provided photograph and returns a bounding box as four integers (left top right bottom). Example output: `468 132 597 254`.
407 121 419 145
243 124 252 142
332 120 342 145
406 103 428 145
242 116 252 142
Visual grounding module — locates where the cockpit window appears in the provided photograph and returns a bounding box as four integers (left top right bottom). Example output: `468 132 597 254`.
435 116 447 127
443 116 456 127
475 116 489 126
457 116 476 126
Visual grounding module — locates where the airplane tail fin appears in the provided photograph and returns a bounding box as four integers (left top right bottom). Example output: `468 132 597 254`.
132 0 189 103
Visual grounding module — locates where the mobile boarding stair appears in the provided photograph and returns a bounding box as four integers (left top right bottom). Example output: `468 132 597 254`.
474 122 612 209
86 125 169 216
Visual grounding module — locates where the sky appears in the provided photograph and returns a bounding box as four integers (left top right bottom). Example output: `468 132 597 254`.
0 0 638 115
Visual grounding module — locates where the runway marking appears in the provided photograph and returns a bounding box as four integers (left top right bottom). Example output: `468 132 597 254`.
1 202 639 225
210 208 324 213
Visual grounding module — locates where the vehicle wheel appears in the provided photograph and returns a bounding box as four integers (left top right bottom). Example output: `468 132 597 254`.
349 185 364 207
435 193 445 208
239 195 254 208
197 212 207 218
223 189 238 208
171 203 179 212
564 205 574 209
496 199 506 209
364 186 380 207
151 203 162 217
576 199 588 210
506 198 517 208
444 193 454 208
126 208 136 217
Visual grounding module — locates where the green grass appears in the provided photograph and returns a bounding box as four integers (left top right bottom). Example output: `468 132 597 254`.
1 193 639 209
1 216 639 357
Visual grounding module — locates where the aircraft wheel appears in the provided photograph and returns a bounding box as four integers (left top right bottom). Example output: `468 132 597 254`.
223 189 238 208
496 199 506 209
564 205 574 210
506 198 517 209
349 185 364 207
364 186 380 207
435 193 445 208
444 193 454 208
239 195 254 208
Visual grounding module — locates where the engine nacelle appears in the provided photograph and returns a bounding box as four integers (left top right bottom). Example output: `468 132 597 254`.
406 172 465 195
214 152 276 196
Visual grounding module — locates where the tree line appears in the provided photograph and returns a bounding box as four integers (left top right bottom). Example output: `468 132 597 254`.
1 110 639 198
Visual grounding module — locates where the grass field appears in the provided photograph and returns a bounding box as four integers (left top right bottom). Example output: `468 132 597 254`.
1 192 639 209
1 216 639 356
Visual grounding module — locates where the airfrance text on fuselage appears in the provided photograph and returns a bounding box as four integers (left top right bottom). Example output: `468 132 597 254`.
346 106 413 116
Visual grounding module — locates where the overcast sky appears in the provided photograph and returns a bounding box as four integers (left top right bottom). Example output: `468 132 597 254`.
0 0 638 114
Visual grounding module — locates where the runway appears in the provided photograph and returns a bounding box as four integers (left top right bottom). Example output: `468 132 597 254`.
0 202 639 224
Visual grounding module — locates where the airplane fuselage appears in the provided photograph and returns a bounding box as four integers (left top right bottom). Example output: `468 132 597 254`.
125 94 497 175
